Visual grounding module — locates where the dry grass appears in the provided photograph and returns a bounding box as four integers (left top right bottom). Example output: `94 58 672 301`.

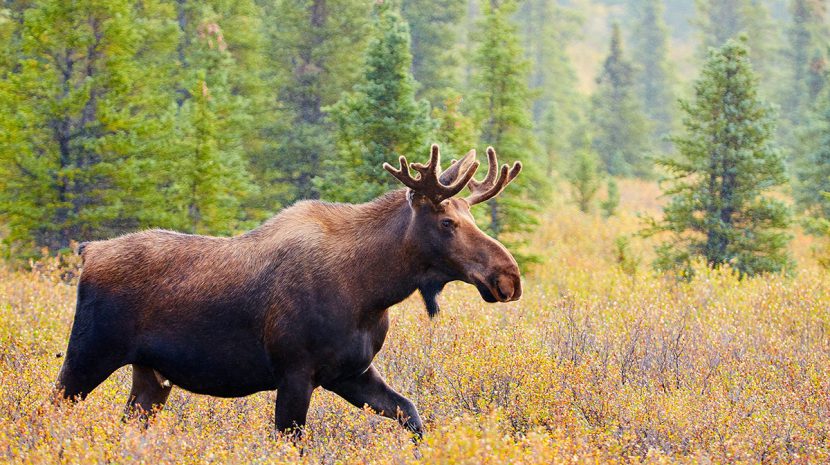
2 182 829 464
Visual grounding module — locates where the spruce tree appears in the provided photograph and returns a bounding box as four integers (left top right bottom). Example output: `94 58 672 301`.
257 0 370 204
401 0 465 106
568 149 601 214
796 91 830 227
630 0 676 152
468 0 546 261
519 0 584 176
318 2 434 203
694 0 782 95
590 23 652 178
163 2 257 233
785 0 829 128
0 0 175 257
647 40 791 277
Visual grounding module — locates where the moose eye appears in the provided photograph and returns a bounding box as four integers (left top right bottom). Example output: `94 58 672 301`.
440 218 455 229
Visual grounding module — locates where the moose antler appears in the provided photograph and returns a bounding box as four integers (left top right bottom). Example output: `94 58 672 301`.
465 147 522 206
384 144 480 204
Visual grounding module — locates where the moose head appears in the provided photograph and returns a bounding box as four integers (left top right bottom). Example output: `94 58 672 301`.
384 144 523 316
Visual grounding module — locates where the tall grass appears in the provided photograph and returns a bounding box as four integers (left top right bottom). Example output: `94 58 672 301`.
1 180 828 463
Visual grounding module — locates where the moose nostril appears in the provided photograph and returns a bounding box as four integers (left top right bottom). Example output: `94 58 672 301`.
494 275 515 301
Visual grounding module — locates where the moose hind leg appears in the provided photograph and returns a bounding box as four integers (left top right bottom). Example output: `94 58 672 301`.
124 365 172 419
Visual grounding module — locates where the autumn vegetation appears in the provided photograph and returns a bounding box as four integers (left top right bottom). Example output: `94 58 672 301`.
1 180 828 464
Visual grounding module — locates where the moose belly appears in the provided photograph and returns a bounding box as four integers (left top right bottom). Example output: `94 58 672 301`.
135 332 278 398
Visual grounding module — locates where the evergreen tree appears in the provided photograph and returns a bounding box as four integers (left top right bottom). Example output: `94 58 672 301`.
646 40 791 277
568 149 601 213
257 0 370 205
401 0 465 106
468 0 545 261
318 2 434 203
630 0 676 152
432 93 476 159
519 0 585 176
601 177 620 218
694 0 782 95
590 23 652 178
0 0 176 257
163 1 257 233
784 0 829 129
795 91 830 227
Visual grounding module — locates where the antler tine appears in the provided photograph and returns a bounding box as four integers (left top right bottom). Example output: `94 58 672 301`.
384 145 481 204
383 155 421 191
465 147 523 206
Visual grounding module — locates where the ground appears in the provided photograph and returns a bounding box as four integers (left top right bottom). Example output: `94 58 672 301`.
1 180 828 464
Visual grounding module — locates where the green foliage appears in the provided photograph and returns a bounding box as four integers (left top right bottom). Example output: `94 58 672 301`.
0 0 175 257
256 0 370 205
467 0 546 265
630 0 676 153
601 177 620 218
795 90 830 231
401 0 465 106
781 0 829 152
646 40 792 278
590 23 652 178
432 93 476 159
317 2 434 203
567 149 601 213
518 0 585 176
694 0 783 96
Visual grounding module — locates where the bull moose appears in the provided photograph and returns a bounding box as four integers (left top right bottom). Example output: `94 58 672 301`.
55 145 523 437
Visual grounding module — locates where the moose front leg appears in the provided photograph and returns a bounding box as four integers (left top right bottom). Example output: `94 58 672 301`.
326 364 424 437
275 375 314 439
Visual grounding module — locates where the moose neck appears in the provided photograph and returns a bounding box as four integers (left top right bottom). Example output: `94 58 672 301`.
341 190 434 319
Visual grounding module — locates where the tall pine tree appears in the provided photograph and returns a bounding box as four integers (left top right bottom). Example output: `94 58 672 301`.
519 0 584 176
401 0 465 107
784 0 829 131
468 0 546 262
647 40 791 277
162 1 257 233
318 2 434 203
590 23 652 178
257 0 370 205
0 0 175 257
630 0 676 153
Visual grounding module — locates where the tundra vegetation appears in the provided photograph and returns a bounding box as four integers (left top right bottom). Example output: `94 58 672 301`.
3 0 830 463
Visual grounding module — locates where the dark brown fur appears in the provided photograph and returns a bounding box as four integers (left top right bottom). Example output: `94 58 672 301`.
56 148 523 438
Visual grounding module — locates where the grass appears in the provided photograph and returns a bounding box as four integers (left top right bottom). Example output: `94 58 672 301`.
1 180 829 464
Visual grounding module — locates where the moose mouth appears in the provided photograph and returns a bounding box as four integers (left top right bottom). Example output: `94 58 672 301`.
472 275 513 303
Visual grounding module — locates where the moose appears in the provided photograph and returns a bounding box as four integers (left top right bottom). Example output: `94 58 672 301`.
55 145 523 437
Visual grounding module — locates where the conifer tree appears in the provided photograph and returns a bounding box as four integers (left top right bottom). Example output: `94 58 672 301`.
519 0 584 176
468 0 546 261
318 2 434 203
401 0 465 106
630 0 676 152
694 0 782 94
163 2 257 233
0 0 175 256
257 0 370 204
647 40 791 277
785 0 829 128
568 149 601 213
590 23 652 178
796 91 830 227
